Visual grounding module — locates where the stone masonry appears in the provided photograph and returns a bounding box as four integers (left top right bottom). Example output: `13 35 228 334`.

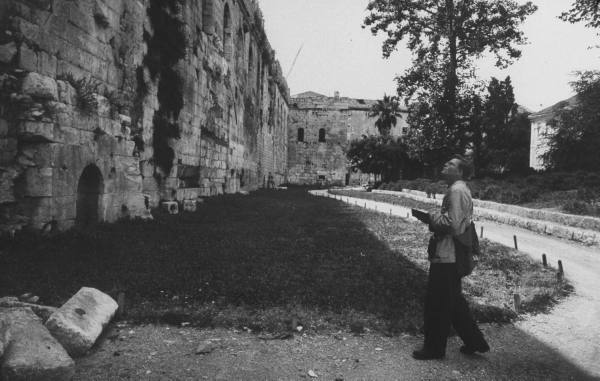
287 91 408 186
0 0 289 232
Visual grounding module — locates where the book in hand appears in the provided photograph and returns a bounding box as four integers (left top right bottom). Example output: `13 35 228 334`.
411 208 430 224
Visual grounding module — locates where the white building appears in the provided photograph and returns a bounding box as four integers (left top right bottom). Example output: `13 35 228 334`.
528 95 578 170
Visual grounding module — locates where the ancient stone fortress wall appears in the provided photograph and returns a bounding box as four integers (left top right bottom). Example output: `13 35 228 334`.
0 0 289 232
287 92 408 186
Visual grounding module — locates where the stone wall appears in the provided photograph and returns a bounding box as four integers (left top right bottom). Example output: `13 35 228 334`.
0 0 289 232
287 92 407 186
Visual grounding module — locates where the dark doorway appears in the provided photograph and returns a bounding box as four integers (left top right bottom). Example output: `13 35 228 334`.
345 172 350 186
76 165 104 226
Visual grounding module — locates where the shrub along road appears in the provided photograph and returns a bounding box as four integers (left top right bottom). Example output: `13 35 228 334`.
318 189 600 378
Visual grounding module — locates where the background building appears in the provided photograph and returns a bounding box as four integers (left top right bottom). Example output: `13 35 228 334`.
287 91 408 186
528 96 577 170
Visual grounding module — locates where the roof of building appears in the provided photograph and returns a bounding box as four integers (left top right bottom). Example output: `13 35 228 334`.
290 91 409 112
292 91 327 98
529 95 579 121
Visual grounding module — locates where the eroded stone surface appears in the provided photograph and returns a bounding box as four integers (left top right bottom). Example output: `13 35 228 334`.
21 72 58 101
0 307 74 381
45 287 118 357
1 0 290 233
0 41 18 64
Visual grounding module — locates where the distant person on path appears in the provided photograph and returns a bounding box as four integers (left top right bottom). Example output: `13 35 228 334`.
267 172 275 189
412 155 489 360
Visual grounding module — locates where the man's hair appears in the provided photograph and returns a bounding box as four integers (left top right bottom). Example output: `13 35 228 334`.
451 154 474 179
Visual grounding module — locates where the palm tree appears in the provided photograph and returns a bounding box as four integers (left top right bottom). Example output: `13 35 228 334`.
369 94 402 137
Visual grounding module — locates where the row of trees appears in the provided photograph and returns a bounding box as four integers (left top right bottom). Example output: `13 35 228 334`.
348 76 531 182
348 0 599 181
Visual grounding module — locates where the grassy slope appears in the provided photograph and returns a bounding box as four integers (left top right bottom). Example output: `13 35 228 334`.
0 188 570 334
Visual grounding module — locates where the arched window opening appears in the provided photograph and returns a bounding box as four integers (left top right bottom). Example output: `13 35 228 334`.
202 0 214 35
297 128 304 142
76 164 104 226
223 3 232 61
318 128 326 142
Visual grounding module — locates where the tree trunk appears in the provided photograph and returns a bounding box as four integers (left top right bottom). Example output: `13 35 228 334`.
444 0 458 139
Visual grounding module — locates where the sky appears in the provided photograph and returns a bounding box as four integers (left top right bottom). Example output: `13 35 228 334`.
258 0 599 112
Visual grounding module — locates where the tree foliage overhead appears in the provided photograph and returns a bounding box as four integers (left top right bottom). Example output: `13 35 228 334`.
363 0 536 171
560 0 600 28
542 71 600 172
369 94 403 136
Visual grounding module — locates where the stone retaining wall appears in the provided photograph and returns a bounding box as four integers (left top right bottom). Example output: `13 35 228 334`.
373 189 600 247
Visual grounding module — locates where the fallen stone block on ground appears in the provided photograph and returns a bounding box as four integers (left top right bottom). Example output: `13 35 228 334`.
182 199 197 212
162 201 179 214
0 297 57 323
45 287 118 357
0 307 74 381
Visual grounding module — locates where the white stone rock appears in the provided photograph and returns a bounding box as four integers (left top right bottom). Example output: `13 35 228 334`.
0 307 74 381
45 287 118 357
162 201 179 214
21 72 58 101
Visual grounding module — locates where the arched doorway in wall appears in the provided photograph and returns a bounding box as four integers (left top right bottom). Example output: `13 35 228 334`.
76 164 104 226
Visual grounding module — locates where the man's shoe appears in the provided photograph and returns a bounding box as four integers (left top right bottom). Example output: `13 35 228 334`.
412 348 444 360
459 342 490 355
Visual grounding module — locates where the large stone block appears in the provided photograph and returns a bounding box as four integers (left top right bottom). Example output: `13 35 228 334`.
0 298 57 323
56 80 77 106
162 201 179 214
18 44 38 72
21 72 58 101
17 121 54 142
24 167 53 197
0 41 18 64
45 287 118 357
39 51 58 77
0 307 74 381
182 199 196 212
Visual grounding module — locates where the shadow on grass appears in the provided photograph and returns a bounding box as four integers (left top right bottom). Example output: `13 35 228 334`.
0 188 427 333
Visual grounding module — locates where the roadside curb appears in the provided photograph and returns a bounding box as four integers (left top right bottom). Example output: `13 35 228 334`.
368 189 600 247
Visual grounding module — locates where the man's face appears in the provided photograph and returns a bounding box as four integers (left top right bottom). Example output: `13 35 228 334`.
441 158 463 182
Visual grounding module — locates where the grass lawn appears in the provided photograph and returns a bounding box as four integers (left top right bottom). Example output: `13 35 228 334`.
0 188 571 334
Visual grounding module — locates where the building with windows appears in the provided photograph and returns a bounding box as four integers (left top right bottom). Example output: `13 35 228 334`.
528 96 578 170
287 91 408 185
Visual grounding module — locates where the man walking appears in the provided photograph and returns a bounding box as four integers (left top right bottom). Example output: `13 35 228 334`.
412 155 489 360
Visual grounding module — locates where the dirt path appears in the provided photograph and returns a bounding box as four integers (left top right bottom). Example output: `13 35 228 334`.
311 190 600 378
76 324 595 380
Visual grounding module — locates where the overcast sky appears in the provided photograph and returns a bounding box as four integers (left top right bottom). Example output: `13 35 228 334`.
258 0 599 111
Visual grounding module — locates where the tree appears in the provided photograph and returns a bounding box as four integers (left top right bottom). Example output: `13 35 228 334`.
364 0 537 169
468 76 531 175
542 71 600 171
561 0 600 28
347 136 409 183
369 94 402 136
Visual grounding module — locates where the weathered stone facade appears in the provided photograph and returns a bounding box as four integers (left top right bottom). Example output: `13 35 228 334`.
287 91 408 186
0 0 289 232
